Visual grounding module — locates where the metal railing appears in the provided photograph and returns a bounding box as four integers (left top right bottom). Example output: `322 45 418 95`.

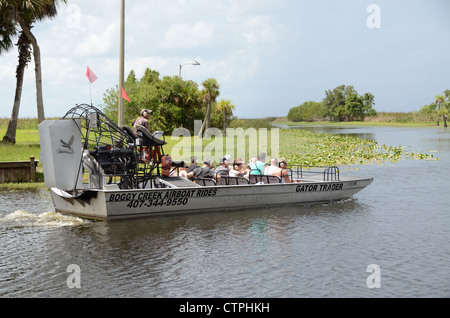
287 164 340 181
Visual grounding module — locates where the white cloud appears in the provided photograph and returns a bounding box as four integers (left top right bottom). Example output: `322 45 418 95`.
242 16 277 46
64 4 83 30
1 0 449 119
160 22 215 49
73 22 118 57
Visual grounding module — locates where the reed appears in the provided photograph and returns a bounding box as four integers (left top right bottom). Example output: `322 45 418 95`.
0 117 40 130
363 112 435 124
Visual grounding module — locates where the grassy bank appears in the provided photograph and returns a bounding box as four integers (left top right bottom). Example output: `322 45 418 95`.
274 119 437 128
273 111 443 128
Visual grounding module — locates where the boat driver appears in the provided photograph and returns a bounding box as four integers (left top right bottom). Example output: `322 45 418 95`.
132 108 152 135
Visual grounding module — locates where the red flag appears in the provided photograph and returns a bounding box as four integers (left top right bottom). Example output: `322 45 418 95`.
85 66 97 83
122 87 130 102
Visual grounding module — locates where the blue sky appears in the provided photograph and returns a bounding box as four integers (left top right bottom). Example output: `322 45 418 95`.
1 0 449 119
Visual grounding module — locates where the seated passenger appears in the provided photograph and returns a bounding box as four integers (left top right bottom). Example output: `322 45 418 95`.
249 152 267 175
187 158 216 180
170 164 189 178
187 156 199 173
229 158 249 178
266 158 282 176
215 157 230 177
279 158 296 183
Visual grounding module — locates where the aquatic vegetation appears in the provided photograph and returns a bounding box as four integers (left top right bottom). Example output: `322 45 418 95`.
279 129 437 166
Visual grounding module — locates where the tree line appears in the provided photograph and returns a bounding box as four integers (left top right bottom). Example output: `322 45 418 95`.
101 68 235 135
288 85 450 126
418 90 450 127
287 85 377 122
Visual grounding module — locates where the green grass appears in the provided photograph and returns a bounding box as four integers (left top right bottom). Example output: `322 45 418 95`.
0 117 42 162
0 129 41 161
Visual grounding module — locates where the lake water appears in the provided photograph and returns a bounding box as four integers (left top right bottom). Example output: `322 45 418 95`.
1 125 449 299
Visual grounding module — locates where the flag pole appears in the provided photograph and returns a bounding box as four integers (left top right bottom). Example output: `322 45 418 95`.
89 81 92 105
118 0 125 127
86 66 97 104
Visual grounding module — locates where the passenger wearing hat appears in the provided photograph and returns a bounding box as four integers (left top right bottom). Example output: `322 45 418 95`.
215 156 230 177
132 108 153 135
187 158 216 180
187 156 199 173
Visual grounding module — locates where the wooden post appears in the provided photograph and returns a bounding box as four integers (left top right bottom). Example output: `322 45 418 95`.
30 156 36 182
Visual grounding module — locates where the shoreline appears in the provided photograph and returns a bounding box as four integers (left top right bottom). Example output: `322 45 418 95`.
272 119 444 128
0 117 446 130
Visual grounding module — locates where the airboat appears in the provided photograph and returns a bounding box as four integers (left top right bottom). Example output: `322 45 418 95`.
38 104 373 220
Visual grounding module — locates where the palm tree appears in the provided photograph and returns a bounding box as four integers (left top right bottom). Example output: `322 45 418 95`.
215 99 235 136
435 94 445 126
2 31 32 144
0 2 16 52
1 0 67 127
1 2 31 144
198 78 220 138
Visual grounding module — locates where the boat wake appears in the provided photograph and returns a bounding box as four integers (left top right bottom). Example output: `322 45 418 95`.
0 210 89 228
320 197 355 207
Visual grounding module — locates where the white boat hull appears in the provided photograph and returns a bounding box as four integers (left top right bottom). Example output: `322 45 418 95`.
50 176 373 220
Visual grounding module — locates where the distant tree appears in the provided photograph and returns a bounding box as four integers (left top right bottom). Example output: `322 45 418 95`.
362 92 377 117
198 78 220 137
287 101 325 122
323 85 354 121
322 85 376 121
444 90 450 128
215 99 236 135
344 94 364 120
418 103 436 122
435 94 445 126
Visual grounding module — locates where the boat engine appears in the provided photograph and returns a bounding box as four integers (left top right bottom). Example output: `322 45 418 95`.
90 145 136 175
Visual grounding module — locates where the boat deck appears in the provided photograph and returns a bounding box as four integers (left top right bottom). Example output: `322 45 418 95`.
159 176 201 188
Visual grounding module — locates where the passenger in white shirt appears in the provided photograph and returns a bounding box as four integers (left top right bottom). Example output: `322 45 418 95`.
268 158 294 183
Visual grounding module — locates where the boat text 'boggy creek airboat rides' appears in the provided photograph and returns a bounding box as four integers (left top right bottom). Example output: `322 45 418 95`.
38 104 373 220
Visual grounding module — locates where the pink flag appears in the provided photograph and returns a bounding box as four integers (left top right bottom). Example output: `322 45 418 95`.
85 66 97 83
122 87 130 102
